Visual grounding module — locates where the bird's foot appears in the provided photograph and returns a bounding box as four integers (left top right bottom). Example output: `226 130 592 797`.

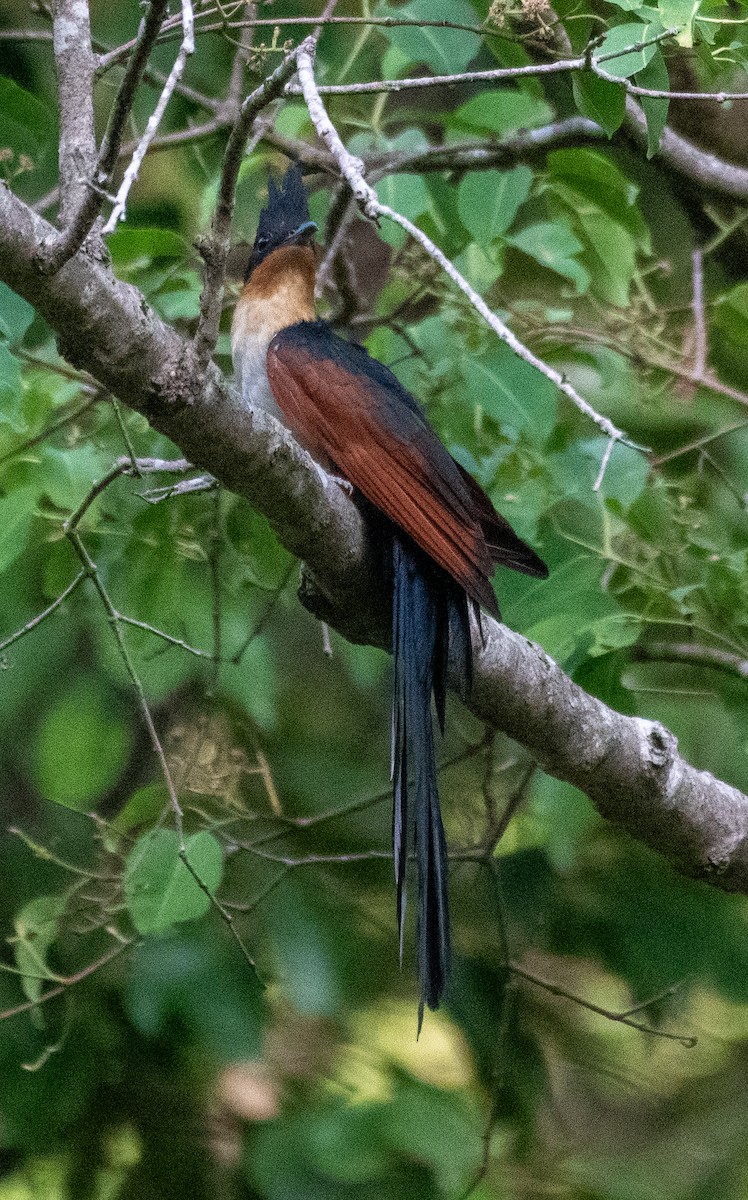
332 474 354 496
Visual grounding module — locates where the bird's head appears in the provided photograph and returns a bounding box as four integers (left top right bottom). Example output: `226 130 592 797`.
245 163 317 281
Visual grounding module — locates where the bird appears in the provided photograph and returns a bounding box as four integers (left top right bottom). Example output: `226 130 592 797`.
232 163 548 1024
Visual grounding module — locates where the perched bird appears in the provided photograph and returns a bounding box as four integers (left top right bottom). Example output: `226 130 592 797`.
232 164 547 1022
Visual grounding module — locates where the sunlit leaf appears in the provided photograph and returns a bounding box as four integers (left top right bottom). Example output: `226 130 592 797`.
594 20 663 78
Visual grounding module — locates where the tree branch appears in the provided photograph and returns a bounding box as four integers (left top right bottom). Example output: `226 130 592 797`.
52 0 98 227
42 0 169 273
2 181 748 895
624 98 748 200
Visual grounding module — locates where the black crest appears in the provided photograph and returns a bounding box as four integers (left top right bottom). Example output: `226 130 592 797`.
245 163 314 279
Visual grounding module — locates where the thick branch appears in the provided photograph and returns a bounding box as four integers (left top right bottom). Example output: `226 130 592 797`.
624 99 748 200
52 0 98 226
2 182 748 895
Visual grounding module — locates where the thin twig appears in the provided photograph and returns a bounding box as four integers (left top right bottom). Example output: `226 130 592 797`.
0 572 86 655
230 560 294 664
691 248 707 378
225 1 256 112
287 27 677 96
139 473 217 502
0 939 134 1023
102 0 195 233
0 393 101 468
635 641 748 679
115 614 213 658
593 435 617 492
509 962 697 1046
96 7 509 71
63 525 184 825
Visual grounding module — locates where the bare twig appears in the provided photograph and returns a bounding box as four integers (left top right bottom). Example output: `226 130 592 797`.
116 614 213 658
635 641 748 680
139 473 217 502
225 1 256 113
95 7 511 71
0 29 54 43
509 962 696 1046
63 524 183 825
287 27 677 97
691 248 707 378
624 98 748 201
0 572 86 655
102 0 195 233
0 392 101 468
593 435 617 492
0 939 135 1023
592 56 748 102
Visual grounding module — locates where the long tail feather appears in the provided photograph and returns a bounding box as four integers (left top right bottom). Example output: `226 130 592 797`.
392 536 471 1021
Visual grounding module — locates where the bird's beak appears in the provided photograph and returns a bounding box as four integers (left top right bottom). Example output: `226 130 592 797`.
290 220 317 244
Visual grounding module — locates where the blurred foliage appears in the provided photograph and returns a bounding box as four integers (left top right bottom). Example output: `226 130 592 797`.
2 0 748 1196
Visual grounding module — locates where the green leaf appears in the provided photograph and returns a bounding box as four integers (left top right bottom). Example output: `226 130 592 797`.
267 878 343 1015
507 220 590 294
125 829 224 935
0 283 34 344
128 930 265 1060
574 209 638 307
374 0 481 74
451 91 554 135
548 160 641 305
32 678 132 809
518 548 622 663
658 0 699 43
461 341 558 445
454 242 504 292
12 895 66 1004
0 486 36 573
635 49 670 156
107 226 188 267
457 166 532 242
572 72 626 136
151 270 202 321
110 782 169 836
375 171 432 248
386 1079 482 1193
593 21 662 79
0 343 26 433
0 77 54 161
548 149 646 241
